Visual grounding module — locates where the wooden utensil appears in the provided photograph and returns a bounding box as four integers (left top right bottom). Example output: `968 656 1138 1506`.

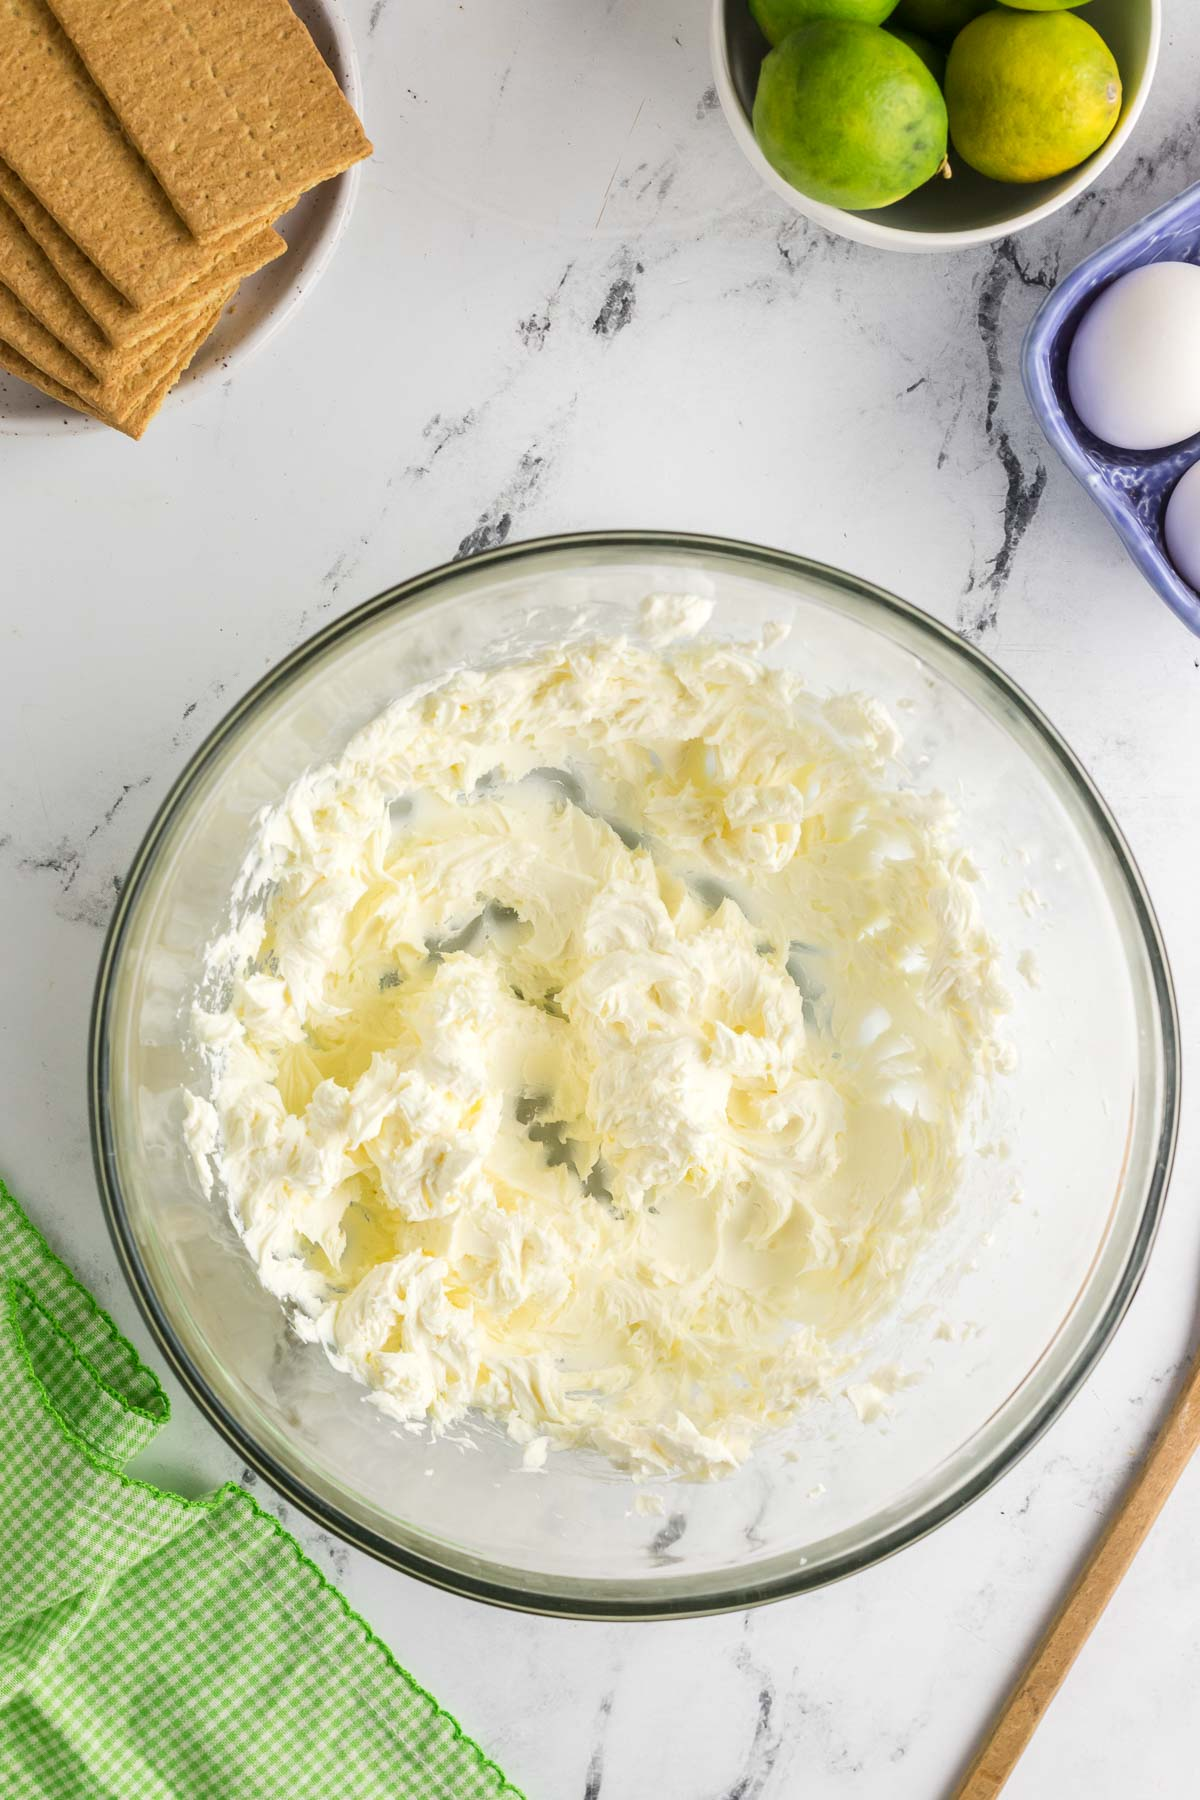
954 1342 1200 1799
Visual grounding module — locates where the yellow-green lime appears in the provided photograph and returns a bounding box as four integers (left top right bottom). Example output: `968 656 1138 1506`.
886 24 945 86
1003 1 1092 10
750 0 898 47
945 10 1120 183
753 21 948 210
890 0 988 42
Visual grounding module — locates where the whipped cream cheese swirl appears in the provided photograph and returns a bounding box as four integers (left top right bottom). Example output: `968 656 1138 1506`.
187 626 1008 1478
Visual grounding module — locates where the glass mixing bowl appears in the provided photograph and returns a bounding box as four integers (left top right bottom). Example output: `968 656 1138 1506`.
91 533 1179 1619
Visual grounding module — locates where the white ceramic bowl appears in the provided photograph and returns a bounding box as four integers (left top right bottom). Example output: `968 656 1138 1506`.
712 0 1161 253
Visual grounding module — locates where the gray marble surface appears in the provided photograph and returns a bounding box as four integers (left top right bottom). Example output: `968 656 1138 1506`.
4 3 1200 1795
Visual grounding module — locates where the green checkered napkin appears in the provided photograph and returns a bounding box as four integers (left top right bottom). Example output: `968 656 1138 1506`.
0 1182 522 1800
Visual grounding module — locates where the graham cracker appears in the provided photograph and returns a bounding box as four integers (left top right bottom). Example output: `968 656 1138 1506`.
0 196 219 382
0 160 283 349
45 0 371 242
0 295 225 437
0 195 107 373
0 275 231 422
0 0 282 309
95 285 234 422
113 297 229 434
0 339 118 428
0 280 91 393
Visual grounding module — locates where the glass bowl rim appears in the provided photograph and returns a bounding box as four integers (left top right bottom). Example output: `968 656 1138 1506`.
89 528 1181 1620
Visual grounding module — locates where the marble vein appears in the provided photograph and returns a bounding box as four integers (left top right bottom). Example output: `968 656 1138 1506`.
724 1634 784 1800
582 1689 614 1800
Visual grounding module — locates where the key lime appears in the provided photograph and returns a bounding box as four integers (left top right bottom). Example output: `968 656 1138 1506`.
886 24 946 85
750 0 899 46
945 9 1120 183
753 21 948 210
890 0 988 41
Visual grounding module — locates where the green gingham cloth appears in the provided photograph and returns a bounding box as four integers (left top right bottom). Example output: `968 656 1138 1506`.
0 1182 523 1799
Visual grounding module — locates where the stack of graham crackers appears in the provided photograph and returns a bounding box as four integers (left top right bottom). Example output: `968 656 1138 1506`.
0 0 370 438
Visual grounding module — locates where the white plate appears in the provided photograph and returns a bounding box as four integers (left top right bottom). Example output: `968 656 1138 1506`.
0 0 362 438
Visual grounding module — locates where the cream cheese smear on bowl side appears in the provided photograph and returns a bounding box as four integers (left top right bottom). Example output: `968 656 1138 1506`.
184 597 1011 1482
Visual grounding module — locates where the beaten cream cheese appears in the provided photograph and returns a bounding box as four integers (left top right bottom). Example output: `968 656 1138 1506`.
187 615 1009 1479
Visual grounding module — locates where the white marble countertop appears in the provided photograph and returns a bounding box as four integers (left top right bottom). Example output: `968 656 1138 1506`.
5 3 1200 1795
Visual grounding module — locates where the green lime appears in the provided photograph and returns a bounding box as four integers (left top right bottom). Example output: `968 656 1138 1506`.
890 0 988 41
886 24 946 85
750 0 898 47
1002 1 1092 9
753 21 948 210
945 10 1120 183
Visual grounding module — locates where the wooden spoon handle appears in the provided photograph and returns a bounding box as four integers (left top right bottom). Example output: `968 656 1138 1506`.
954 1342 1200 1800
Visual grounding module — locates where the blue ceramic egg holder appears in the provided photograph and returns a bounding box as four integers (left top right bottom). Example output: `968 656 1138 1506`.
1023 181 1200 639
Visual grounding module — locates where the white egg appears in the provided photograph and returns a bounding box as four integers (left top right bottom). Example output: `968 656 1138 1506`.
1164 459 1200 592
1067 261 1200 452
